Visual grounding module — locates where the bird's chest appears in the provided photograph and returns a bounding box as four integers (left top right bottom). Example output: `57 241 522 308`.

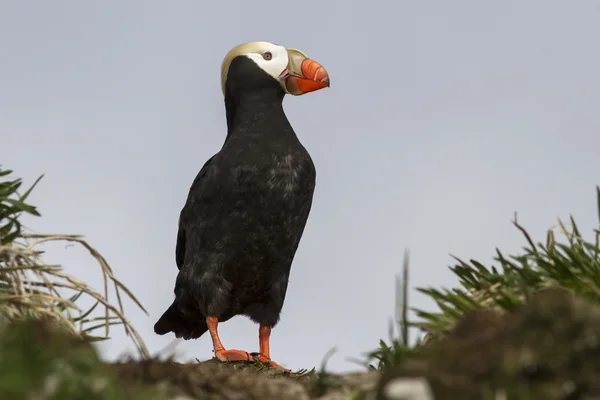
265 154 305 197
229 151 314 205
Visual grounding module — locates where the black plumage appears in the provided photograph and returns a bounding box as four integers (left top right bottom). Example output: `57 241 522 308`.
154 43 328 368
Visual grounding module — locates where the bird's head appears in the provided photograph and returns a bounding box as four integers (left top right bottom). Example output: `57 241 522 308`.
221 41 330 98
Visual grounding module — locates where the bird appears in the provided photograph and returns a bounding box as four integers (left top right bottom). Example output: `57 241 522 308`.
154 41 330 372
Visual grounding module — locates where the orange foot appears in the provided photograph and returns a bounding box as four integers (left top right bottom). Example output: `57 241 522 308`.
249 352 291 373
214 349 251 362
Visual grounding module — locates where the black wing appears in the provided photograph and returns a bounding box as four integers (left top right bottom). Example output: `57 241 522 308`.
175 154 217 270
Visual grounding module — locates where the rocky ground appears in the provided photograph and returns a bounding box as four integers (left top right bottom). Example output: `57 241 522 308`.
3 286 600 399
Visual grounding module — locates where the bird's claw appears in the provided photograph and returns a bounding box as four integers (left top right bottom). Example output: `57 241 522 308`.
249 352 291 373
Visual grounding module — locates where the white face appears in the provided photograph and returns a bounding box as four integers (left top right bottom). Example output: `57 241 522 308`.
243 42 289 85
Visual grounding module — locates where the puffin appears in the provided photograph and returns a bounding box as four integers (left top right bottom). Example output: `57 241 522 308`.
154 41 330 371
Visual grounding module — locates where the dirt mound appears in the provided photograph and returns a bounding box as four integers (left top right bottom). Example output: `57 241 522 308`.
109 359 380 400
377 287 600 399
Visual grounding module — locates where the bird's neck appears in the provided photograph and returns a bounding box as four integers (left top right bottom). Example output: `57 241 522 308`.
224 89 293 142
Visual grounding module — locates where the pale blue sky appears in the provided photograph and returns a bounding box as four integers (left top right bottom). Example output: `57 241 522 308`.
2 1 599 372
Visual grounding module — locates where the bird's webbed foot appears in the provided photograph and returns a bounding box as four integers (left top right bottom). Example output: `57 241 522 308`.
214 348 252 362
248 352 290 372
206 316 291 373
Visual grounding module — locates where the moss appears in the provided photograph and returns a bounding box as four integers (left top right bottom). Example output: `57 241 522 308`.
0 318 166 399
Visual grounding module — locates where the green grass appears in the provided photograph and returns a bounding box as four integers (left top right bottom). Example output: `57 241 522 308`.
368 186 600 372
415 186 600 335
0 166 149 356
0 166 42 244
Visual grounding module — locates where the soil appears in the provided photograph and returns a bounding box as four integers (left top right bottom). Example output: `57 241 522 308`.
110 358 379 400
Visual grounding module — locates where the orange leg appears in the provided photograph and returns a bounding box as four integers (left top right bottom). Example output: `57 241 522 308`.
259 325 271 358
249 324 290 372
206 316 250 362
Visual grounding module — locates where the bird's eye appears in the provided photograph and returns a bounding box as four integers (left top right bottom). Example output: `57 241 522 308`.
262 52 273 61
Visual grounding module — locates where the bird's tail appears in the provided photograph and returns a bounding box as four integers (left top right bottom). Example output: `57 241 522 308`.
154 302 208 340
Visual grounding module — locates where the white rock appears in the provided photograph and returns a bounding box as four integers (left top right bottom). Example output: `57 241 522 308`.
383 377 434 400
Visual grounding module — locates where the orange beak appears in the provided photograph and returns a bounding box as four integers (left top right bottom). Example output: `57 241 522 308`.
281 48 330 96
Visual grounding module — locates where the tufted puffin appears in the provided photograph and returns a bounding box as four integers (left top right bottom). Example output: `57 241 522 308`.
154 41 330 371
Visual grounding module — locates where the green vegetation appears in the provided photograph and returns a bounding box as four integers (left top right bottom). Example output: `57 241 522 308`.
3 163 600 399
0 318 170 399
0 166 161 399
369 188 600 399
0 167 42 245
0 166 148 352
415 189 600 338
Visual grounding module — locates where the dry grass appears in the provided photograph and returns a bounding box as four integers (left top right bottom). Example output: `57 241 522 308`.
0 232 149 358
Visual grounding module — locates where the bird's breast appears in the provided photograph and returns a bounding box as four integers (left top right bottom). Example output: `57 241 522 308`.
217 141 316 212
265 153 306 198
